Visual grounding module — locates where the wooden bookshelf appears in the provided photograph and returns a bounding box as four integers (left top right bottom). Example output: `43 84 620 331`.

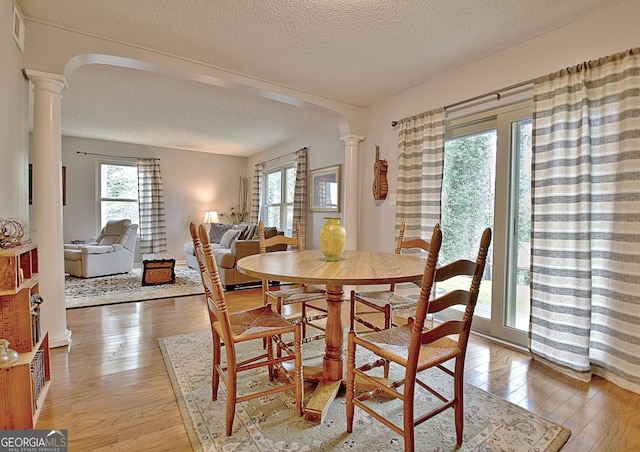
0 243 50 429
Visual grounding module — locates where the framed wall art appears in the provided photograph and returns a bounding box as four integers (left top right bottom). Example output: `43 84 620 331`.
310 164 341 212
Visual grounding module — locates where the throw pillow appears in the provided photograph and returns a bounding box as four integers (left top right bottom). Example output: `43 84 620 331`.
209 223 235 243
263 226 278 239
240 222 259 240
234 223 251 240
219 228 241 248
247 223 259 240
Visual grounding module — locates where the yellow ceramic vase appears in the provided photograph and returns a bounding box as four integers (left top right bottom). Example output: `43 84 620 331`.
320 217 346 261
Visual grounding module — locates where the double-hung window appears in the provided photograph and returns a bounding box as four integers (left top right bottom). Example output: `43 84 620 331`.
263 165 296 236
98 162 139 229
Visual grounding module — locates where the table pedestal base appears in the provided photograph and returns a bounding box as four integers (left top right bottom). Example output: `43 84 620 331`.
302 366 342 423
299 364 397 423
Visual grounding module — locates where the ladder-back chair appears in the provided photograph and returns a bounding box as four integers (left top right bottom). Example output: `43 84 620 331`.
346 226 492 451
350 222 430 333
192 222 304 436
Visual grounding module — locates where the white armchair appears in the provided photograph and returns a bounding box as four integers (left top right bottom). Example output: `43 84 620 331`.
64 219 139 278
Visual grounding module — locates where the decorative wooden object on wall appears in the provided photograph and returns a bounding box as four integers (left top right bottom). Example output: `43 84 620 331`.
372 144 388 200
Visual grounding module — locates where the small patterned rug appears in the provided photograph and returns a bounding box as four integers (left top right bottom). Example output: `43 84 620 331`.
65 265 204 309
159 329 571 451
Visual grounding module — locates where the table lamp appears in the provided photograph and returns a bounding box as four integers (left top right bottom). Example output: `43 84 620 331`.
203 210 220 224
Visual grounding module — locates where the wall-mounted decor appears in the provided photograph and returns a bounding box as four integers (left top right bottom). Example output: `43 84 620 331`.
29 165 66 206
62 166 66 206
12 4 24 53
310 165 341 212
372 144 388 200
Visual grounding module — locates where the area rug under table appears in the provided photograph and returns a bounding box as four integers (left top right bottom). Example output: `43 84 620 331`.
159 329 571 452
65 265 204 309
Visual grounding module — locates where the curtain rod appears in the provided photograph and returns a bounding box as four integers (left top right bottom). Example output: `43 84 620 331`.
391 78 534 127
255 147 307 167
76 151 160 160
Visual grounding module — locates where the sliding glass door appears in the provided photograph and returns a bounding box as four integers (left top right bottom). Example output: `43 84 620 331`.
439 103 531 346
504 117 532 333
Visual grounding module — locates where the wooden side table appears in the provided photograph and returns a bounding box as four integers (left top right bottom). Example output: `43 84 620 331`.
141 252 176 286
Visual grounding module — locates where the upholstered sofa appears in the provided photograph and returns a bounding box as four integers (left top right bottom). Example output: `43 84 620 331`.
64 219 138 278
184 222 285 290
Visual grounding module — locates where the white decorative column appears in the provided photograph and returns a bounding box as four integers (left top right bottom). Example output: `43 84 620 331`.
340 134 364 250
25 70 71 348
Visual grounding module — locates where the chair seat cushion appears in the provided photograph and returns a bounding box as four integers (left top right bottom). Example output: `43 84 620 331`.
185 241 236 269
82 244 121 254
211 245 235 269
64 249 82 261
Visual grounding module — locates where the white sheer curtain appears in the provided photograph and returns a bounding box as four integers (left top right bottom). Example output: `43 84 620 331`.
137 158 166 253
530 48 640 393
396 108 445 245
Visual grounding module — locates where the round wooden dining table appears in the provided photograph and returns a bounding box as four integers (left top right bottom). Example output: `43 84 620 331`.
237 249 426 423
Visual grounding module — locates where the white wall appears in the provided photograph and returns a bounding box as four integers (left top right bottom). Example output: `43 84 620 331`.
0 0 29 221
247 120 344 250
62 136 247 262
10 0 640 259
359 0 640 252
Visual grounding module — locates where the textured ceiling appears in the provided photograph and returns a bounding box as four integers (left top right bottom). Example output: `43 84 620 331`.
17 0 626 156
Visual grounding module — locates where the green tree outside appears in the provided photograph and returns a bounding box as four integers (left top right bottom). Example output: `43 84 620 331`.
441 131 495 265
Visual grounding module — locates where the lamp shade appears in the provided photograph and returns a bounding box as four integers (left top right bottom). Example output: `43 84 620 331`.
203 210 220 223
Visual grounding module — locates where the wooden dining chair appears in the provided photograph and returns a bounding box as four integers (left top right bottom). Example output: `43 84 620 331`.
346 226 492 451
258 220 328 345
350 221 430 333
189 222 213 299
192 222 304 436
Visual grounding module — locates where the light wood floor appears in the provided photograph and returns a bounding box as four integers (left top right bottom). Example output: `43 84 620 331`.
37 288 640 451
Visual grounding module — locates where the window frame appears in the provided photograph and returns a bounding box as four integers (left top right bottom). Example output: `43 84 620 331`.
97 160 139 233
261 163 296 235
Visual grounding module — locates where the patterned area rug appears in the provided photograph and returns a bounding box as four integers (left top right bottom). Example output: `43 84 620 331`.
159 330 571 451
65 265 204 309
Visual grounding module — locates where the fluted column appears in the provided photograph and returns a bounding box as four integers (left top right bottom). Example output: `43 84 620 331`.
24 70 70 348
340 134 364 250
